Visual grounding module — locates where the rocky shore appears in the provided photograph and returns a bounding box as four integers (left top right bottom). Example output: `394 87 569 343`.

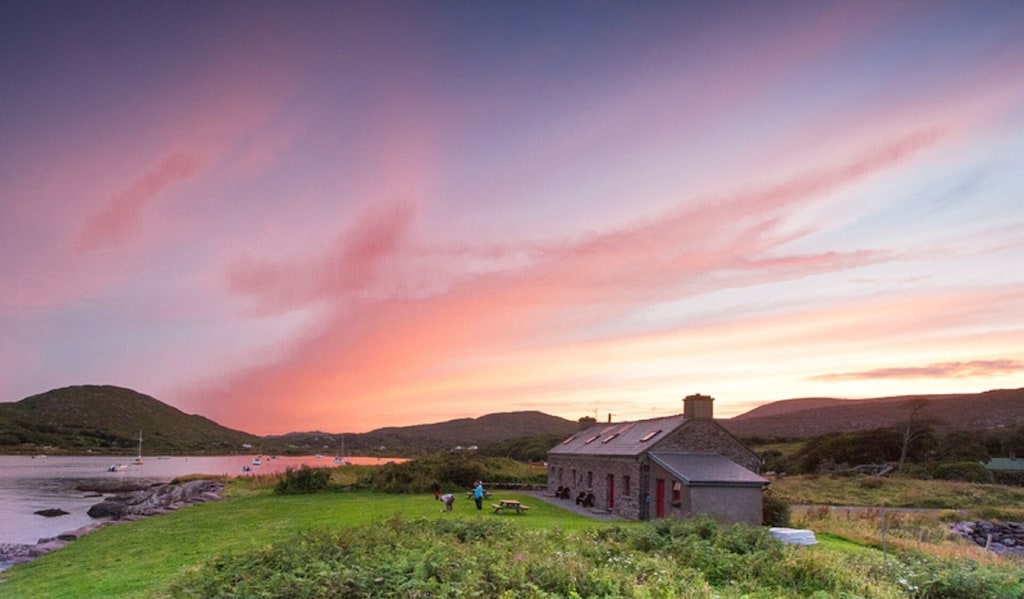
950 520 1024 557
0 479 223 568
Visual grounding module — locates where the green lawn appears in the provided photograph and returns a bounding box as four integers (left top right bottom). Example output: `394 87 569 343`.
0 490 607 598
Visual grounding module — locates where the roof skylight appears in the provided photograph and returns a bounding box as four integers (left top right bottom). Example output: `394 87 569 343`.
639 429 662 442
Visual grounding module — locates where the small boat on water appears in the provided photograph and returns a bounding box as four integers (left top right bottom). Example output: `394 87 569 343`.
252 455 262 466
108 464 127 472
132 430 144 465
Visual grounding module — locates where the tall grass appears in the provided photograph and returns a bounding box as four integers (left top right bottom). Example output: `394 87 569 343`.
166 516 916 598
770 474 1024 518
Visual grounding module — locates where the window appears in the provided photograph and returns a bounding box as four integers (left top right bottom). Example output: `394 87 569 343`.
624 475 631 496
601 433 619 443
587 471 593 488
571 469 577 486
561 434 577 445
671 481 682 504
584 435 600 444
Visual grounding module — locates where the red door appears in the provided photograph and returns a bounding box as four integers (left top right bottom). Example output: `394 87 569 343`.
655 478 665 518
606 473 615 509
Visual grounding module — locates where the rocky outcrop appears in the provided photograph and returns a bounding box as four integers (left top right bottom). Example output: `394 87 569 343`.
86 479 223 520
1 480 223 568
950 521 1024 557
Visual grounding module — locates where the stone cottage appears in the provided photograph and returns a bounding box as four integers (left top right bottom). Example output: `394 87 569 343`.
546 394 767 524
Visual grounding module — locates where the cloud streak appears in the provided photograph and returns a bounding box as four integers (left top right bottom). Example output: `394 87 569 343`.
77 153 202 252
811 360 1024 382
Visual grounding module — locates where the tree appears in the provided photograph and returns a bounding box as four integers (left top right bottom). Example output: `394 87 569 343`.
897 398 934 471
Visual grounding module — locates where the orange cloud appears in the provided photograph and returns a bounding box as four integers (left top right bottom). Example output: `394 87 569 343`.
810 360 1024 382
188 128 951 433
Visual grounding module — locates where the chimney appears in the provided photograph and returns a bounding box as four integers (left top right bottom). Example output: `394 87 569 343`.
683 393 714 420
607 413 612 423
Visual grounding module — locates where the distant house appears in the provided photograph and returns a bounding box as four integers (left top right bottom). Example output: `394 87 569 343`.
546 394 767 524
983 457 1024 485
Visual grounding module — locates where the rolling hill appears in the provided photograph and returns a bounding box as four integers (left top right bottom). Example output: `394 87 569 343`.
0 385 580 455
722 388 1024 439
0 385 262 454
267 411 580 454
7 384 1023 454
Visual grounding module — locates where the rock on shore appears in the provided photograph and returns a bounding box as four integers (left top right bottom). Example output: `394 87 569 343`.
86 479 223 520
0 480 223 568
950 520 1024 557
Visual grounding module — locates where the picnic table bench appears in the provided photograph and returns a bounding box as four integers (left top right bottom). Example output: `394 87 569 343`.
466 490 492 499
492 499 529 514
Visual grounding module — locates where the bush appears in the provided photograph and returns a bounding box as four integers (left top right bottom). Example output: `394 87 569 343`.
762 489 791 527
364 453 544 493
275 466 331 494
932 461 994 484
168 516 922 598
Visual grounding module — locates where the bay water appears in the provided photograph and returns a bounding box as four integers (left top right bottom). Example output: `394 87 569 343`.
0 454 399 548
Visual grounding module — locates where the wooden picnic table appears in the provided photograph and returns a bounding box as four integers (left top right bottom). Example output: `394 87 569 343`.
491 499 530 514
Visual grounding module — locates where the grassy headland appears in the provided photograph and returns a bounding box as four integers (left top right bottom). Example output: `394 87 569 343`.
3 472 1024 598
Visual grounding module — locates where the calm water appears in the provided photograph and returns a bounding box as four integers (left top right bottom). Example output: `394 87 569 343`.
0 454 400 547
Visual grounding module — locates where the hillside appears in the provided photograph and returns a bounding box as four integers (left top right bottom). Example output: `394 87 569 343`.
723 388 1024 439
0 385 262 454
0 385 580 455
268 411 579 454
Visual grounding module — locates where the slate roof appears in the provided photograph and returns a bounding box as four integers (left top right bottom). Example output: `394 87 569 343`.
548 415 686 457
648 452 768 487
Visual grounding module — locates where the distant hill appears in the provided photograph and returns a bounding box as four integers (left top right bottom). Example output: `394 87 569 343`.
723 388 1024 439
0 385 580 455
268 411 579 454
0 385 262 454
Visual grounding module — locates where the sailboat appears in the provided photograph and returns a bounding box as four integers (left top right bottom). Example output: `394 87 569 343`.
132 430 144 465
334 435 349 465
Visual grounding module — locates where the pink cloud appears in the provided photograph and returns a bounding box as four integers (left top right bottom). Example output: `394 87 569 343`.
226 199 418 315
189 128 946 433
76 152 202 252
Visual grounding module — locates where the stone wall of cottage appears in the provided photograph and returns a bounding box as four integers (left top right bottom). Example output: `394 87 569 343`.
547 455 644 520
653 420 761 472
649 461 763 525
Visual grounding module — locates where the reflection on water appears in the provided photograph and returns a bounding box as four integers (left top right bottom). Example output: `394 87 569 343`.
0 454 401 547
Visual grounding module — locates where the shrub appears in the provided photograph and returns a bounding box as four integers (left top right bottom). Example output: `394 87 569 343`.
168 516 917 598
932 462 994 484
762 489 791 527
275 465 331 494
364 454 544 493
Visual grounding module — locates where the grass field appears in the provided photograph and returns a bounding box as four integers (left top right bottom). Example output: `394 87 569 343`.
0 487 606 598
770 474 1024 519
4 474 1024 598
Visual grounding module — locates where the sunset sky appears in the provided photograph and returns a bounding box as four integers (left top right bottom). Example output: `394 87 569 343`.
2 1 1023 435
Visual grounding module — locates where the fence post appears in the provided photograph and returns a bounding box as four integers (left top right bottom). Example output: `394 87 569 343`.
881 508 888 561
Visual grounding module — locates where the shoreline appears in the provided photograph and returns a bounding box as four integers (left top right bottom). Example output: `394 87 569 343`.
0 479 224 571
